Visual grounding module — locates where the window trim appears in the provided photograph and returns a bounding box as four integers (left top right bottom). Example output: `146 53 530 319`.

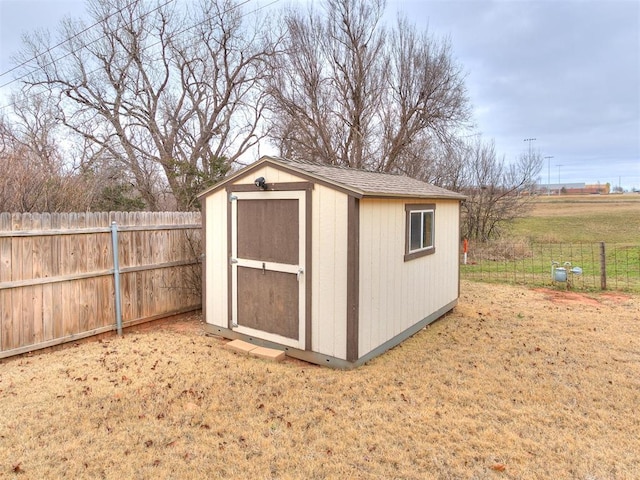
404 203 436 262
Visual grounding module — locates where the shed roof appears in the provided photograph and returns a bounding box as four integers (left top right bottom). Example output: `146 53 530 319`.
199 156 465 200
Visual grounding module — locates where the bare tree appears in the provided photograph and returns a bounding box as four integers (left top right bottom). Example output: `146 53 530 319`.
398 135 468 191
267 0 469 172
460 138 542 241
1 88 152 213
0 94 80 212
266 0 385 168
380 18 469 174
18 0 274 210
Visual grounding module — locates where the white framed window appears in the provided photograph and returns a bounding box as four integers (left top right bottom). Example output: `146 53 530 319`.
405 204 436 261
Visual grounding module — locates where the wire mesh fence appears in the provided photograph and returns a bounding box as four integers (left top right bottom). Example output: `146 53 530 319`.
460 240 640 292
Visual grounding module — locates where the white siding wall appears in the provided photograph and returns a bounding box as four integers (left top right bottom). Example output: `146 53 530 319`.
311 186 348 359
238 165 305 185
358 198 460 357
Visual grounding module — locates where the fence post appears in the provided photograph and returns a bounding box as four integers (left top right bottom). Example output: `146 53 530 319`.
599 241 606 291
110 221 123 336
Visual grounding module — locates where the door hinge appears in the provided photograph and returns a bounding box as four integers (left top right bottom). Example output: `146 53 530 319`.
229 194 238 202
297 267 304 281
230 258 238 264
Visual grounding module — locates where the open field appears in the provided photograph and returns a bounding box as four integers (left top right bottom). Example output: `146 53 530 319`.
1 281 638 479
508 194 640 244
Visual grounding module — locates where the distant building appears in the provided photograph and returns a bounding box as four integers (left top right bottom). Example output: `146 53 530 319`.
535 182 609 195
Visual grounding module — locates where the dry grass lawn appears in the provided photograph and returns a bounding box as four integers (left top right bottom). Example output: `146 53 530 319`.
1 281 639 479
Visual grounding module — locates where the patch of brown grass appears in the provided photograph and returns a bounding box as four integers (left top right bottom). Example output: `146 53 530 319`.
476 237 533 261
1 282 639 479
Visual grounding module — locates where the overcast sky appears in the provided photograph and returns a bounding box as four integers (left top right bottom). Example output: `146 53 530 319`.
1 0 639 190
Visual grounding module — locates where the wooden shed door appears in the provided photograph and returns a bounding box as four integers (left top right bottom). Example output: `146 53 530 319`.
230 190 306 349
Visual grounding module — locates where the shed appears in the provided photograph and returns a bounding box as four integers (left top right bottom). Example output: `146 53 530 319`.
198 156 465 368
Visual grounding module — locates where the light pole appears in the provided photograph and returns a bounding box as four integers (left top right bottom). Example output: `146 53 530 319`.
556 164 564 192
524 138 536 157
544 156 554 195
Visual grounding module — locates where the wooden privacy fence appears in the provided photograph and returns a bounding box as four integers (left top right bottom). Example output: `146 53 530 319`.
0 212 202 359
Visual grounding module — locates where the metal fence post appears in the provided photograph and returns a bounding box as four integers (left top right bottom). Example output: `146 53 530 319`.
599 241 606 291
110 221 123 335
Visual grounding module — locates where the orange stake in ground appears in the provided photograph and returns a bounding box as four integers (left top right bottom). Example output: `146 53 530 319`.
463 238 468 264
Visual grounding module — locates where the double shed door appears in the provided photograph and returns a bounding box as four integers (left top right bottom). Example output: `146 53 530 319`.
230 190 306 349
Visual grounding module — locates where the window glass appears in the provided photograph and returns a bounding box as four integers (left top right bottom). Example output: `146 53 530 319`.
423 211 433 248
410 212 423 251
409 210 434 252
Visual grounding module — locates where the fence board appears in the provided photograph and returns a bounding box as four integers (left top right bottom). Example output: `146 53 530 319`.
0 211 202 359
1 213 12 350
22 214 35 347
34 215 48 344
11 214 23 348
42 282 54 342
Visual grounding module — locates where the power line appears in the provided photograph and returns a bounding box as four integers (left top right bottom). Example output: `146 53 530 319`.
0 0 178 90
0 0 280 111
0 0 167 80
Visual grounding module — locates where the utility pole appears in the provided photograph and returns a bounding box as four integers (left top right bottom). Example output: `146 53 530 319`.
544 156 554 195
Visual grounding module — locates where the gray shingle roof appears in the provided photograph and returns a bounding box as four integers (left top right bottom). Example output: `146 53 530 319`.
199 156 465 200
267 157 465 200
